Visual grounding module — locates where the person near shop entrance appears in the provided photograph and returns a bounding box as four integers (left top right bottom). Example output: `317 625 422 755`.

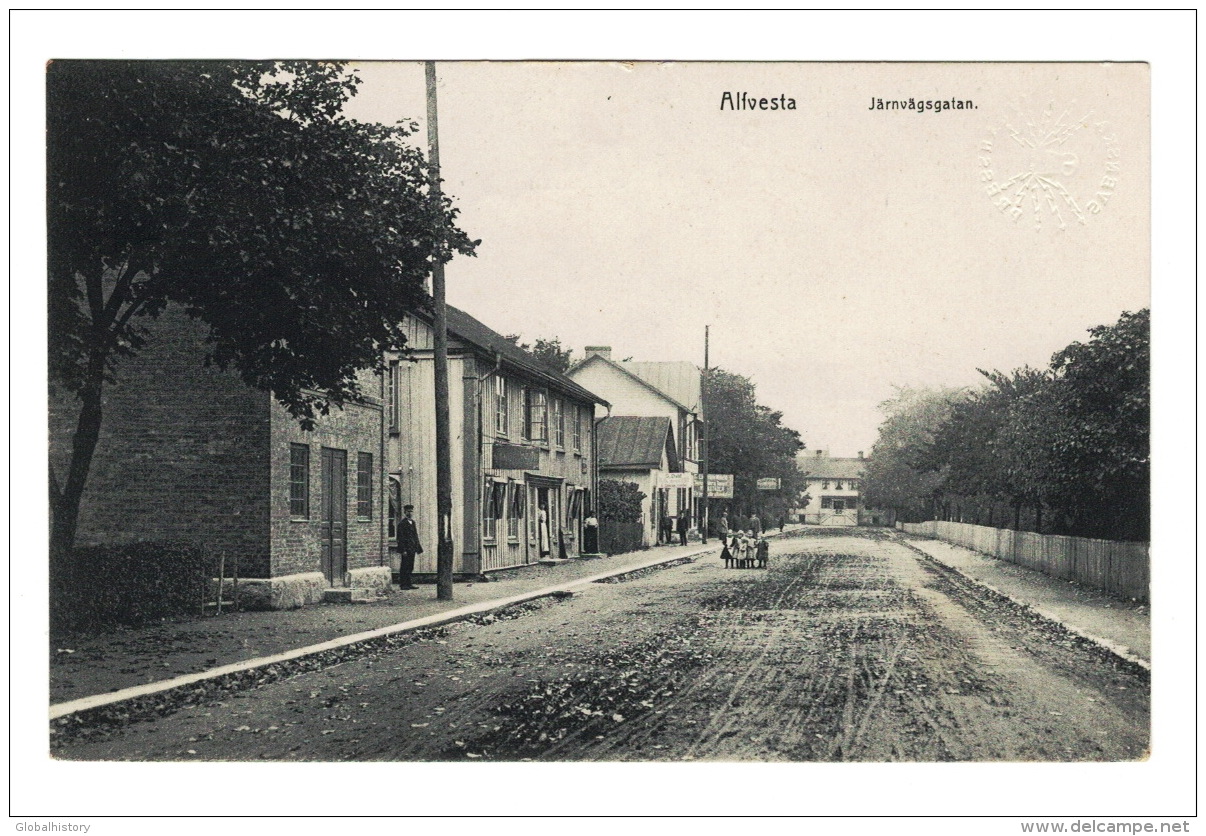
398 504 422 590
676 513 689 546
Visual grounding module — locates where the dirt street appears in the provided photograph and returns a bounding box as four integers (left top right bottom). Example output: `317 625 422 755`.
53 530 1149 762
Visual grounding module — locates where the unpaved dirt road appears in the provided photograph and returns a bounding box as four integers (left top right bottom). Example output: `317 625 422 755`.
54 530 1149 762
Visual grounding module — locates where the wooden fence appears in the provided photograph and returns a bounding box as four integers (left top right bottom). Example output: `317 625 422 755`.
900 520 1148 602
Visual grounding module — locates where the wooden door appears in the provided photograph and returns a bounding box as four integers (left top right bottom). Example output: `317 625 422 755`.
321 447 348 586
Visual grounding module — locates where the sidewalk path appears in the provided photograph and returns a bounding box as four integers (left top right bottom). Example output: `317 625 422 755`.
52 530 807 715
901 535 1150 667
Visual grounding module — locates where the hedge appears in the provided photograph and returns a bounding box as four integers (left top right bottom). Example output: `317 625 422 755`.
50 540 212 635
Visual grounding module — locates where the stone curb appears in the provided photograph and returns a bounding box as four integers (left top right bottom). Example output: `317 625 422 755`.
896 536 1150 673
48 541 728 723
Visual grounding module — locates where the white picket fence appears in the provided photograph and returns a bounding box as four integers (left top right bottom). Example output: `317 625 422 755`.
900 520 1149 602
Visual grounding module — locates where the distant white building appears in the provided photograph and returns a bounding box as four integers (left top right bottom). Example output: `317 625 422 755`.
794 450 894 527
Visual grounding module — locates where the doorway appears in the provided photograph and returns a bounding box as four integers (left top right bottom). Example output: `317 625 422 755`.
320 447 348 586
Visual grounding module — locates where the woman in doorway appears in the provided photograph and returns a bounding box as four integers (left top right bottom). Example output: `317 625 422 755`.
537 502 551 558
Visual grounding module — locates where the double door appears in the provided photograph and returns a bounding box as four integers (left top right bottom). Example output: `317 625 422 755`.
320 447 348 586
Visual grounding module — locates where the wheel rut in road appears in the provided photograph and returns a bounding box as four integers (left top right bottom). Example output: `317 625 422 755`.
52 534 1149 763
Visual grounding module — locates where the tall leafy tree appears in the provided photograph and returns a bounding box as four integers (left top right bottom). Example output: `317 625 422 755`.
703 367 804 517
503 335 573 374
862 386 962 522
921 367 1050 526
48 60 477 559
1030 309 1149 539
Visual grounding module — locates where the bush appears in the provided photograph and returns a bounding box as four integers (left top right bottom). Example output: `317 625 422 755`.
51 540 212 635
597 479 646 524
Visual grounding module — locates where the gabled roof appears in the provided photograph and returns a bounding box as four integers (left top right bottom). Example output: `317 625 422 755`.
568 354 693 414
596 415 680 471
622 361 702 414
796 453 867 480
430 305 608 406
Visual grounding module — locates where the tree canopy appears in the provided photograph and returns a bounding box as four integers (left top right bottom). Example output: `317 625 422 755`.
503 334 574 374
48 60 477 556
861 386 963 523
703 367 804 518
862 310 1149 540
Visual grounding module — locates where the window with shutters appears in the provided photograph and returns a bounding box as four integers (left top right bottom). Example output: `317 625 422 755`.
506 482 523 540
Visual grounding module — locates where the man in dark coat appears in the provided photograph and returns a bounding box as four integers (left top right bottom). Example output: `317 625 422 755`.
398 504 423 590
676 514 688 546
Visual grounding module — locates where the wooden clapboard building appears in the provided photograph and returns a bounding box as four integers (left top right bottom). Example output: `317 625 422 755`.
384 306 608 578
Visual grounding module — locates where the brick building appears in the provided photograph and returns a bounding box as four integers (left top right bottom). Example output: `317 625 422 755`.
48 305 389 609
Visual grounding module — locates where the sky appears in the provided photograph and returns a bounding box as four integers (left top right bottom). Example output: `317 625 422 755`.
341 61 1149 457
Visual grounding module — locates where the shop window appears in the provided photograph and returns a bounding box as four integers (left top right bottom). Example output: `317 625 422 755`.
506 482 523 540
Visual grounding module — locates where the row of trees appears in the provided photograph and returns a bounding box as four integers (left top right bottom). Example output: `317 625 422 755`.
862 309 1149 542
49 61 477 561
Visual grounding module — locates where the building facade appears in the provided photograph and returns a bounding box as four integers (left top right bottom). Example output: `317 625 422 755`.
594 415 680 547
795 450 866 527
567 347 704 540
385 306 607 577
792 450 896 527
49 305 390 609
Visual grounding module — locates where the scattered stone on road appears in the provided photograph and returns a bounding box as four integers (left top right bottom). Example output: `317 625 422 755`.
53 530 1148 762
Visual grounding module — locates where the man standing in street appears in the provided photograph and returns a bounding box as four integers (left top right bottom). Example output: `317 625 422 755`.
676 513 688 546
398 504 422 590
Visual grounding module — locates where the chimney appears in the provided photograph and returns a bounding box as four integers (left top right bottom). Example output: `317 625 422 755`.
816 449 823 457
858 451 864 459
585 346 612 361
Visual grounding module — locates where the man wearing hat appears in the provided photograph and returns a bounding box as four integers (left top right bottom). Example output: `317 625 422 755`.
397 504 423 590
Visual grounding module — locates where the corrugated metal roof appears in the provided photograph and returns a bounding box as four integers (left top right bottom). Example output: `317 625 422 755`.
596 415 679 470
796 454 868 480
621 361 703 415
439 305 608 406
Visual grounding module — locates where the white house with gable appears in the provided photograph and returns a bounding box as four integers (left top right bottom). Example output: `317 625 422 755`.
567 347 704 540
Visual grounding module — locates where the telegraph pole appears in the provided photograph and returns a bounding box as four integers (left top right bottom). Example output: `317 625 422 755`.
427 61 455 601
701 325 709 544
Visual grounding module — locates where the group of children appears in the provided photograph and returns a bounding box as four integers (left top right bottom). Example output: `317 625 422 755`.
721 530 769 569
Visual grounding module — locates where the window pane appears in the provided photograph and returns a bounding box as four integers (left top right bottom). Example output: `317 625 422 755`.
289 444 310 518
357 452 373 518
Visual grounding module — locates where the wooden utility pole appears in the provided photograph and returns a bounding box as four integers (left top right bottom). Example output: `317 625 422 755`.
426 61 454 601
701 325 709 544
